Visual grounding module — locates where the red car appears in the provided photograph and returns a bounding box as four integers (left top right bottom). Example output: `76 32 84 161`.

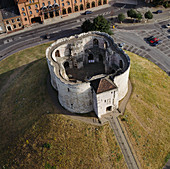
146 36 162 46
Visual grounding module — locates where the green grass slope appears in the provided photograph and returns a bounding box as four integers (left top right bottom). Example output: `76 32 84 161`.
120 51 170 169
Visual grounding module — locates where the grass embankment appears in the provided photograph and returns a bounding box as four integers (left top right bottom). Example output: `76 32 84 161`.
0 44 126 168
120 51 170 169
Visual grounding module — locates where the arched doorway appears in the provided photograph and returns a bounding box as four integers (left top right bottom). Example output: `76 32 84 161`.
55 50 60 57
93 39 99 46
55 10 59 16
80 4 83 10
62 8 66 15
103 0 107 4
75 6 78 12
92 1 95 7
44 13 48 19
49 11 54 18
98 0 101 5
106 106 112 112
64 61 69 69
86 3 90 9
68 7 72 13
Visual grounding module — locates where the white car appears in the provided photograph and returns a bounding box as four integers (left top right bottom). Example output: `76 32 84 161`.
165 24 170 28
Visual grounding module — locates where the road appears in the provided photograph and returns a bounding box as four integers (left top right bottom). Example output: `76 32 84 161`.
113 20 170 74
0 3 169 75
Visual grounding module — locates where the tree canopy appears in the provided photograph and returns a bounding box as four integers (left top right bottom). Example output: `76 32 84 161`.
135 12 143 21
145 11 153 19
127 9 137 18
118 13 125 23
81 19 93 32
81 15 113 35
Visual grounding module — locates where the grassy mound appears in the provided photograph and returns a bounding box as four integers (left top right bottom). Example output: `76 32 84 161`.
0 44 126 168
120 51 170 169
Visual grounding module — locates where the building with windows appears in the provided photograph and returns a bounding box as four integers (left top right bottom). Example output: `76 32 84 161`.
14 0 108 26
46 32 130 118
1 6 23 33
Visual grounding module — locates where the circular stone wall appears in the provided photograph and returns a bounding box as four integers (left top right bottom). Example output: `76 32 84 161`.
46 31 130 114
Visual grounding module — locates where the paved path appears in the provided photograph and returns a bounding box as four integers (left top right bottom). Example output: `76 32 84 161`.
105 112 139 169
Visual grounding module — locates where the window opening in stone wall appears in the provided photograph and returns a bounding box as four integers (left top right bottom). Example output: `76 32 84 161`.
11 19 15 23
68 88 70 92
67 1 70 5
68 7 72 13
25 18 27 21
104 41 107 49
86 3 90 8
6 20 9 24
103 0 107 4
62 8 66 14
88 54 94 63
80 4 83 10
119 60 123 69
75 6 78 11
69 48 71 55
64 61 69 69
71 104 73 108
106 106 112 111
13 24 16 29
7 26 12 31
55 50 60 57
92 1 95 7
93 39 99 46
98 0 101 5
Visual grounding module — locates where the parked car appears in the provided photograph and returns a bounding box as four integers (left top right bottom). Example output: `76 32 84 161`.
155 10 163 14
83 11 93 15
146 36 162 46
165 23 170 28
45 33 50 39
118 43 125 48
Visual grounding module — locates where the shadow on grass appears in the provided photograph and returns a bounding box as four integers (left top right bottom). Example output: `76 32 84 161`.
0 57 98 161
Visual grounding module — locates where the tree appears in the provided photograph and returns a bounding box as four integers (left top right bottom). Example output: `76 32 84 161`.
135 12 143 22
81 16 113 35
145 11 153 20
81 19 93 32
127 9 136 18
118 13 125 23
93 15 112 34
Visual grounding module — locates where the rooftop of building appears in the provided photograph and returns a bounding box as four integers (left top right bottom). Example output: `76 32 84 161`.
1 6 20 19
90 78 117 94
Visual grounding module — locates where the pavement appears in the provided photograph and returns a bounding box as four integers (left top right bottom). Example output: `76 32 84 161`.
0 3 110 40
